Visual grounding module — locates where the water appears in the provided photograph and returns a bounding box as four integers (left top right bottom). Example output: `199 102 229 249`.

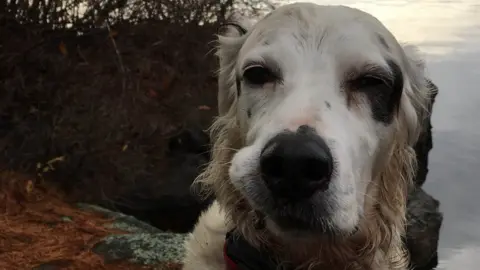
279 0 480 268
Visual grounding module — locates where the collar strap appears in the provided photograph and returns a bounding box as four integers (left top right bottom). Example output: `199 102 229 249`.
224 240 239 270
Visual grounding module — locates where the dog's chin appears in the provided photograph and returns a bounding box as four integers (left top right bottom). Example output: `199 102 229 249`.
265 216 359 242
255 200 359 241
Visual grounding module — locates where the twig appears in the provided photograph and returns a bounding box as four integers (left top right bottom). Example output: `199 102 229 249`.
105 20 125 74
105 20 127 91
76 45 89 65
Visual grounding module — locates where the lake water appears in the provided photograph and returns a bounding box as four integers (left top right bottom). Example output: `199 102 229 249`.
280 1 480 269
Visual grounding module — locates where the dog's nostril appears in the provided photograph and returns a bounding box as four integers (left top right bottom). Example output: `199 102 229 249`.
260 131 333 199
304 157 330 181
260 155 284 179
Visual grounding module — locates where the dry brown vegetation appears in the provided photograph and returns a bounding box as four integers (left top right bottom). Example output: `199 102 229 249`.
0 0 272 204
0 1 272 268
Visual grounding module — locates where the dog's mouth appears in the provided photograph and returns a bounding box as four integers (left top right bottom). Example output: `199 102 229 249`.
261 211 359 241
255 198 341 237
246 186 360 239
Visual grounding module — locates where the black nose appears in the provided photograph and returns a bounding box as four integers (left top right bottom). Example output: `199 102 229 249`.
260 125 333 200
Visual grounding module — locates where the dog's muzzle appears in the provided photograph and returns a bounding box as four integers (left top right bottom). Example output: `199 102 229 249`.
260 125 333 201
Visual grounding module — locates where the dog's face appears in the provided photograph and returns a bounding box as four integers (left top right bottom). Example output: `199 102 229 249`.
215 4 428 239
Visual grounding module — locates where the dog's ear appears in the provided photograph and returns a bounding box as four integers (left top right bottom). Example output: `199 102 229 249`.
216 17 253 116
399 44 436 145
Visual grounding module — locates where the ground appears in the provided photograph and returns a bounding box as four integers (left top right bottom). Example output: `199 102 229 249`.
0 171 183 270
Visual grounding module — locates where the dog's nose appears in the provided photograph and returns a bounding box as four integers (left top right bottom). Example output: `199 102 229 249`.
260 125 333 200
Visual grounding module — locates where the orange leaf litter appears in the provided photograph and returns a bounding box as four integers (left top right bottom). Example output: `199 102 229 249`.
0 171 182 270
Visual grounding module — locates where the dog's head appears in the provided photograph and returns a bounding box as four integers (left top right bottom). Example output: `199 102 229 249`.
199 3 433 245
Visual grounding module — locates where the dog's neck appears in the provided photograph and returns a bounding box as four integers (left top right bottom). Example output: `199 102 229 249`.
225 227 389 270
225 208 405 270
279 231 387 269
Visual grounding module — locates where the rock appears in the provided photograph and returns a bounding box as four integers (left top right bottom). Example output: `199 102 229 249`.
92 233 186 265
78 204 187 267
112 127 214 233
406 188 443 270
413 80 438 187
166 127 211 158
77 203 166 234
404 80 442 270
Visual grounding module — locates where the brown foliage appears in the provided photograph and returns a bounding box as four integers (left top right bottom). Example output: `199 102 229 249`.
0 0 274 208
0 21 219 204
0 171 154 269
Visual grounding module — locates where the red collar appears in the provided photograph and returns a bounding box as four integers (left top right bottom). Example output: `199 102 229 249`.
224 240 239 270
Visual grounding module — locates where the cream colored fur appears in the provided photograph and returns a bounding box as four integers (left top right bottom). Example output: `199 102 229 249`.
182 201 230 270
182 3 436 270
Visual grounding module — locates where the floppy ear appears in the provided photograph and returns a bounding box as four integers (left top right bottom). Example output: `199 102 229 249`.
398 44 436 145
216 17 252 116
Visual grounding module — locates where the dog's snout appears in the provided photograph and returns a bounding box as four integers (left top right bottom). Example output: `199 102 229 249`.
260 125 333 200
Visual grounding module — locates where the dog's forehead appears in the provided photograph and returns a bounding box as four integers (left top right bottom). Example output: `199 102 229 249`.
242 4 397 56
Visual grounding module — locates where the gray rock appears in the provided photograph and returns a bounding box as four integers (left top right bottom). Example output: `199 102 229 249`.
92 232 186 265
78 203 162 233
406 187 443 270
79 203 187 265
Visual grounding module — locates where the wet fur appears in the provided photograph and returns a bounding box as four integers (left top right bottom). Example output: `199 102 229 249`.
183 3 436 270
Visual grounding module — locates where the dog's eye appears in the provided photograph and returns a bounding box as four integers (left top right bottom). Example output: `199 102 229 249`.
243 65 276 86
353 75 388 89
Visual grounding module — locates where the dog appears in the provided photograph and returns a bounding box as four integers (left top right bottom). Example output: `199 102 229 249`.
182 3 436 270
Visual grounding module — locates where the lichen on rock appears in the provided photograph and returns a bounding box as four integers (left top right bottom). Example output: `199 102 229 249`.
78 203 187 265
92 232 187 265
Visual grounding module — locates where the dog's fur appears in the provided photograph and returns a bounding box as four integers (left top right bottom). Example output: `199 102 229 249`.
182 3 436 270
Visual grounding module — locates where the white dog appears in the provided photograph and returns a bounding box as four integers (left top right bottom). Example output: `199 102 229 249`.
182 3 436 270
